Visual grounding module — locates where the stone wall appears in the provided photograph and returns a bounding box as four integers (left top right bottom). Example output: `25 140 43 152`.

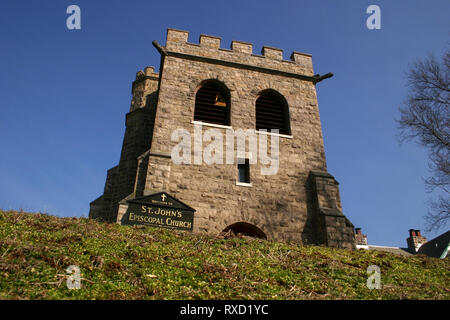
143 29 342 244
90 28 356 249
306 171 355 249
89 69 159 222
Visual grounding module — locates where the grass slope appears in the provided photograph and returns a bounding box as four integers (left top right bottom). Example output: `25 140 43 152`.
0 209 448 300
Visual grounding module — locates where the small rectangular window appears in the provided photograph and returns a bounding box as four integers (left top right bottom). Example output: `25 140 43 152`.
238 159 250 183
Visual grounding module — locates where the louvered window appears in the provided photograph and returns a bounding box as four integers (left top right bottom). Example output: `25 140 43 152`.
255 91 290 135
194 82 230 126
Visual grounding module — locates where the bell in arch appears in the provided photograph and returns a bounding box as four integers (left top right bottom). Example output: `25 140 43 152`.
214 93 226 107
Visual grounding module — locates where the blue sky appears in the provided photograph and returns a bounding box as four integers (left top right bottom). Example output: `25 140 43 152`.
0 1 448 247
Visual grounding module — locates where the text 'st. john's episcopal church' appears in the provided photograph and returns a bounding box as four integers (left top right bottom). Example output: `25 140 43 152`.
89 28 356 249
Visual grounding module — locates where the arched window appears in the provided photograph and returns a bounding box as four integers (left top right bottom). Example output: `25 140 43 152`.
255 90 290 135
194 80 230 126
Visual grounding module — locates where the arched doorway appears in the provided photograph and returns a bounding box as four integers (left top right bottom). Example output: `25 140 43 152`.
222 222 267 239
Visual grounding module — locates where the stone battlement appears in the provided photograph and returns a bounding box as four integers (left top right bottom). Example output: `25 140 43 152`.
130 66 159 111
134 66 159 83
164 28 314 77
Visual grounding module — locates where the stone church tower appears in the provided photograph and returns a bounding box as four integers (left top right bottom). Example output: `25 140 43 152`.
90 28 356 249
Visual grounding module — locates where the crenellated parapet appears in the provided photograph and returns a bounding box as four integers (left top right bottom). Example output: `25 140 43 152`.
163 28 315 78
130 66 159 112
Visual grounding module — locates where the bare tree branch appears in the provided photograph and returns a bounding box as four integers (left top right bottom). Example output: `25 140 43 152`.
397 49 450 232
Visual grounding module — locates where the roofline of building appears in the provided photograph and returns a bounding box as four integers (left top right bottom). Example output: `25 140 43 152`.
151 40 333 84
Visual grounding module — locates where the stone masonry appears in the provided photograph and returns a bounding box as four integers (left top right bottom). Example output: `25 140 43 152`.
89 28 356 249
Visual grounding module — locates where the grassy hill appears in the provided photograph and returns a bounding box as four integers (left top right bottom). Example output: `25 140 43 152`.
0 209 448 300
